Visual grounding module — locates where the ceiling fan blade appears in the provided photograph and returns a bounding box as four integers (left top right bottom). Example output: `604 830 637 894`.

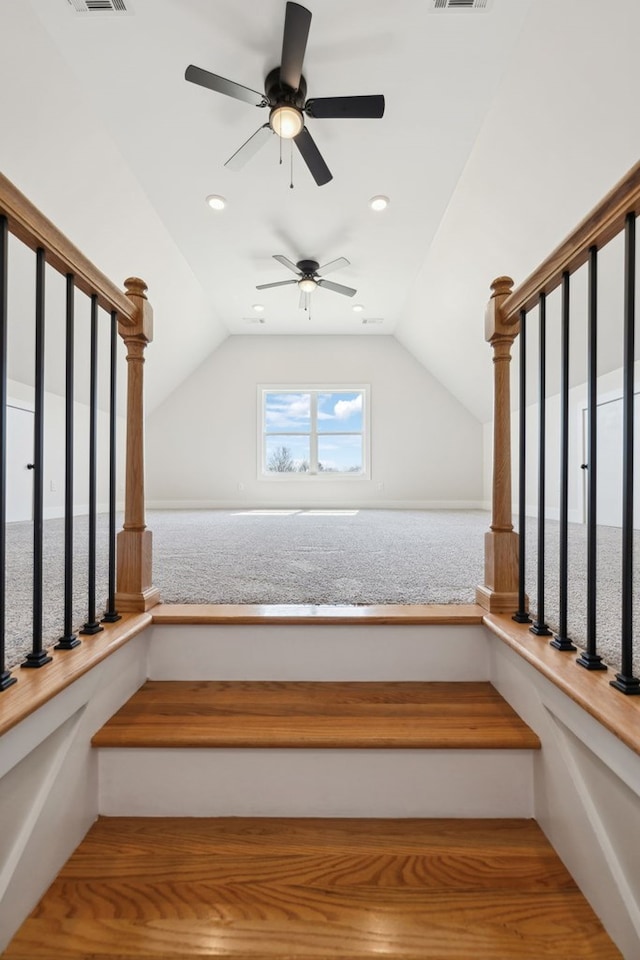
299 290 311 311
256 280 298 290
293 127 332 186
224 124 273 171
317 257 349 275
273 255 302 275
280 2 312 92
305 95 385 119
317 278 357 297
185 65 265 107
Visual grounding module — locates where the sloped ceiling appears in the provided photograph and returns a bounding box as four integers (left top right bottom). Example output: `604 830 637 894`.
2 0 640 420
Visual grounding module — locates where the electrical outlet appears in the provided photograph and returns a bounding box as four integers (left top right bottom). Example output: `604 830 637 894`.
376 481 384 492
50 479 57 492
238 482 245 491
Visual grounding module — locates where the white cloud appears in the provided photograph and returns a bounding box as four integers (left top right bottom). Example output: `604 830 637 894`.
333 395 362 419
265 393 310 428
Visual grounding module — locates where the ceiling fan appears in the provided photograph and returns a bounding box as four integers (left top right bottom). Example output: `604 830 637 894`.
256 255 356 310
185 2 385 186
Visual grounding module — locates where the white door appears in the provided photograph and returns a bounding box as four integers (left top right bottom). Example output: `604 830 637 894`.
7 404 34 523
582 393 640 528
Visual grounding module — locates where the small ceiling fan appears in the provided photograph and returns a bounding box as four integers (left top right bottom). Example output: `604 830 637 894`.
185 2 385 186
257 255 356 310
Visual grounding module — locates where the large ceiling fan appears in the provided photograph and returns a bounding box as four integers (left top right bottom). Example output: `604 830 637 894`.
185 2 385 186
257 255 356 309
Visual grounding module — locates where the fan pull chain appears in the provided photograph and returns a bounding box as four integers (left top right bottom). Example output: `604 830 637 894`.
290 140 294 189
279 135 283 165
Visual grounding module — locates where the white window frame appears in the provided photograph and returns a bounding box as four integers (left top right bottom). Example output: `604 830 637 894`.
258 384 370 480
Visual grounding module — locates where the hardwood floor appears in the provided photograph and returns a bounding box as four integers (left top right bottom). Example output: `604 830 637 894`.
3 817 621 958
91 681 541 750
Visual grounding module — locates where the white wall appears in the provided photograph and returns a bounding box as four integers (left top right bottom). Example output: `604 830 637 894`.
145 335 483 508
483 362 639 525
0 0 227 417
7 379 125 520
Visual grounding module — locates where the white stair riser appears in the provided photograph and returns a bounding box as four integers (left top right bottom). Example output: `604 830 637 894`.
98 747 534 818
147 624 490 680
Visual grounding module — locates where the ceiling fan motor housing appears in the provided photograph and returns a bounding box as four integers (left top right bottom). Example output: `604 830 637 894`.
265 67 307 108
297 259 319 275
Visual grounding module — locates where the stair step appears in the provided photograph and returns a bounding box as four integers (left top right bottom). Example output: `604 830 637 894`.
3 817 622 959
92 681 541 750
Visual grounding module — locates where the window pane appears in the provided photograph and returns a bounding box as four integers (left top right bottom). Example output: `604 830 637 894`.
317 391 363 432
318 435 363 473
265 435 311 473
264 392 310 433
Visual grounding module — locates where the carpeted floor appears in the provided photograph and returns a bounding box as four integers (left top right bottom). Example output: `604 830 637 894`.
2 508 639 679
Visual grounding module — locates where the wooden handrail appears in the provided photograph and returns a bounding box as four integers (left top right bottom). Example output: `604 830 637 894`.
503 159 640 323
0 172 136 325
0 171 159 617
479 158 640 614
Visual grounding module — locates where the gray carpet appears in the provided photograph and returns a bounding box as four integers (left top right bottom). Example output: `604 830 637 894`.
3 508 639 680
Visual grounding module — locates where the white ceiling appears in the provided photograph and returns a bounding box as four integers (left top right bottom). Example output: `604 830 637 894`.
3 0 640 421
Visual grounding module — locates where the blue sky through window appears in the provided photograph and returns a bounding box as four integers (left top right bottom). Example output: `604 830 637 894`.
264 390 364 473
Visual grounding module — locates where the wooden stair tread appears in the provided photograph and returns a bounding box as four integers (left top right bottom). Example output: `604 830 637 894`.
92 681 540 750
3 817 621 959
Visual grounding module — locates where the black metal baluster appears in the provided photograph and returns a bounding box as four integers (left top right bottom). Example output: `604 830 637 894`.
22 249 52 668
0 217 16 689
577 247 606 669
102 310 120 624
513 309 531 623
611 213 640 693
81 295 103 636
56 275 80 650
530 292 552 636
551 272 577 651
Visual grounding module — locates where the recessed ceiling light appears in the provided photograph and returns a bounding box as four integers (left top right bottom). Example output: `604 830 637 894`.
252 304 265 312
369 195 389 212
353 304 364 313
206 194 226 210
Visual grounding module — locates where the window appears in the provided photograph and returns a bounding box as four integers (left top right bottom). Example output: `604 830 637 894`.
260 386 369 478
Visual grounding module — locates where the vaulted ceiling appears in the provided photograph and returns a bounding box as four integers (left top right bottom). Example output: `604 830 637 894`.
2 0 640 421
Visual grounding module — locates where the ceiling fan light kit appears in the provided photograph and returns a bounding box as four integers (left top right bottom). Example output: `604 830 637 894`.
185 1 385 186
269 105 304 139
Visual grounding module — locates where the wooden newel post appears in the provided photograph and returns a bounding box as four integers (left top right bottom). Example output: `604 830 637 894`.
476 276 521 613
115 277 160 612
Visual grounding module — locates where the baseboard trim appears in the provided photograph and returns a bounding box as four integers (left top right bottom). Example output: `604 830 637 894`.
146 500 488 511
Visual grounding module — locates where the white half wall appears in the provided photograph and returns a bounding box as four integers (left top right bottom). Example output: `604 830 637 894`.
145 335 483 508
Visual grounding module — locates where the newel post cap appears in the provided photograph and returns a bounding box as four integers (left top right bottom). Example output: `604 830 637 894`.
124 277 148 300
485 276 515 342
122 276 153 343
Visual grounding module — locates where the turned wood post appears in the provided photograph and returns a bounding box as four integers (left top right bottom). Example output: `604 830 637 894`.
115 277 160 612
476 276 521 613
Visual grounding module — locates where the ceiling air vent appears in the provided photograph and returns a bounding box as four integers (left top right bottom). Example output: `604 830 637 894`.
431 0 490 9
67 0 131 14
